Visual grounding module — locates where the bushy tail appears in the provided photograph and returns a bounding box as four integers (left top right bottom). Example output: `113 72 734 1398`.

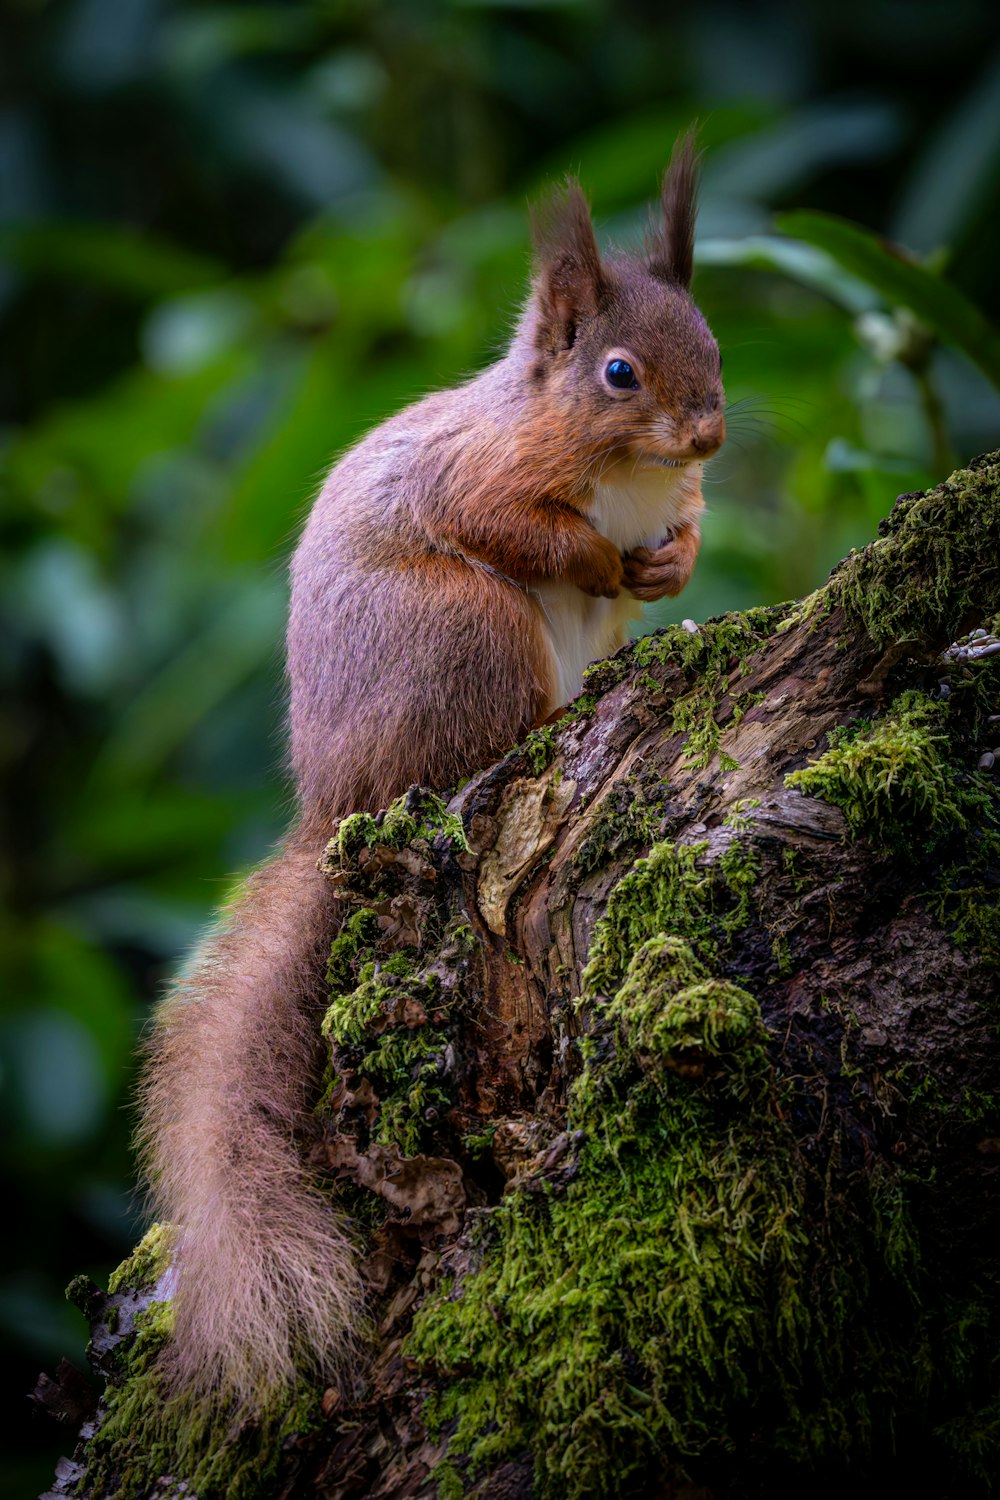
137 826 362 1405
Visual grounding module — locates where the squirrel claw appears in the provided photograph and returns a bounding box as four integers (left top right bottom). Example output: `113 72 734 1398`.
623 535 695 602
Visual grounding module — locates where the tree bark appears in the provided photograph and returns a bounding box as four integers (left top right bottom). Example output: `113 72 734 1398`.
41 454 1000 1500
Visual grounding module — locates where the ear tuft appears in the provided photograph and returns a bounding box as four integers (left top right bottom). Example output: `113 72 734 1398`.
530 177 608 352
647 127 699 288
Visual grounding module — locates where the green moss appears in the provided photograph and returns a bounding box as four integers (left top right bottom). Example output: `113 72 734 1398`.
770 932 792 976
524 722 558 774
322 948 431 1045
784 672 1000 962
334 789 468 863
577 608 783 768
581 840 713 997
359 1023 454 1157
462 1124 497 1158
318 795 476 1156
831 454 1000 649
432 1458 467 1500
731 688 767 722
927 1281 1000 1477
773 585 834 635
581 833 763 999
718 836 762 938
785 689 994 853
323 947 455 1156
780 845 807 893
407 872 999 1498
322 908 465 1157
884 1063 942 1113
406 834 814 1497
630 608 783 770
574 776 671 876
519 695 602 775
335 811 381 860
924 856 1000 968
324 908 379 1000
407 940 823 1497
376 788 469 851
670 691 728 769
887 1065 1000 1136
724 797 762 832
405 758 1000 1495
630 606 784 679
106 1223 175 1295
562 691 598 720
597 934 761 1078
74 1287 319 1500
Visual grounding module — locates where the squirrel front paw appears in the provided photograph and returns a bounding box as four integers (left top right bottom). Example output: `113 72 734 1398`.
623 532 698 601
574 534 624 598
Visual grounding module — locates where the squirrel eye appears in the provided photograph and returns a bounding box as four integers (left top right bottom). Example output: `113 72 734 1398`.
605 358 639 391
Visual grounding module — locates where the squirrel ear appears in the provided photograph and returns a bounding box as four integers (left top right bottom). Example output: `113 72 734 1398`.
531 178 608 352
647 128 699 289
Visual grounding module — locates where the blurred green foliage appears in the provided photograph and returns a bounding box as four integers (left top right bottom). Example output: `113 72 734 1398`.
3 0 1000 1487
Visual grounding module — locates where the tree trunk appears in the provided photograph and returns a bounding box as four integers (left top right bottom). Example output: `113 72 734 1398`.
40 454 1000 1500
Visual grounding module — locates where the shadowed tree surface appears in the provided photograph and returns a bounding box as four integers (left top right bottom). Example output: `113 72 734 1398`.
38 453 1000 1499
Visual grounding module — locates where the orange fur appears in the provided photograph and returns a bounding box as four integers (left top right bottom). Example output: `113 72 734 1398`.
139 134 725 1407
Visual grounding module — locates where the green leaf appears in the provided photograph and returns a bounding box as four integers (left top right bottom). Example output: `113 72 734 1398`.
0 221 223 299
88 583 286 782
697 235 878 315
775 210 1000 390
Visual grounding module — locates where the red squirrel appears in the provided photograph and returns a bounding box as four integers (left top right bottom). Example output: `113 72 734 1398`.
138 133 725 1406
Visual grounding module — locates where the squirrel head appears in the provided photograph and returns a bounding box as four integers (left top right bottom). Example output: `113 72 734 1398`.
525 132 724 472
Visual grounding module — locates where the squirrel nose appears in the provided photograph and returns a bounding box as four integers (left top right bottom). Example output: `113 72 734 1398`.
690 411 725 456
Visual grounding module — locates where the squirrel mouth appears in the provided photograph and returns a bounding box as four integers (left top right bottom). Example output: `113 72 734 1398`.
634 453 692 470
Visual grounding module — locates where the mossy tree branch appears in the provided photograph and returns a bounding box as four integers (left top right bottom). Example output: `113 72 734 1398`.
43 455 1000 1500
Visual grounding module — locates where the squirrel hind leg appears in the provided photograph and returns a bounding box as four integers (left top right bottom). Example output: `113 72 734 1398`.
291 560 550 814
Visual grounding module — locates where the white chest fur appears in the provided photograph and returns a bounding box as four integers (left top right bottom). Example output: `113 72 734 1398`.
531 461 702 714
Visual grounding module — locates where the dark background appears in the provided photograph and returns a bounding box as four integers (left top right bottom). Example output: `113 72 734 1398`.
3 0 1000 1491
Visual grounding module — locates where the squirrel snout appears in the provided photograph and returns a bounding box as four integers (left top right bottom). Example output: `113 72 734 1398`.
688 411 726 457
656 412 725 462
